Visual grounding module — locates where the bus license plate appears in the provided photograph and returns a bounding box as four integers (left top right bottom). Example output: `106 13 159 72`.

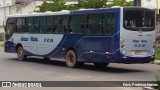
135 51 142 55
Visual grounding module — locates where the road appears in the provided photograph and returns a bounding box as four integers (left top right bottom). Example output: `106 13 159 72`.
0 47 160 90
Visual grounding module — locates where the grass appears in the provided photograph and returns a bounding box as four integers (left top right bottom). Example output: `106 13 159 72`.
154 70 160 89
155 42 160 60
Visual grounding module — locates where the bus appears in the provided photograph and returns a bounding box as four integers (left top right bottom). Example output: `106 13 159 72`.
4 6 156 68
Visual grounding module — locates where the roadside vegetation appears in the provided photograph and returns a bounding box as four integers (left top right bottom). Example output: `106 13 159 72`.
36 0 133 12
154 70 160 89
155 41 160 60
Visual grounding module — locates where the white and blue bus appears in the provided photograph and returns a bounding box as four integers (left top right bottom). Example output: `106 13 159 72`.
4 6 156 68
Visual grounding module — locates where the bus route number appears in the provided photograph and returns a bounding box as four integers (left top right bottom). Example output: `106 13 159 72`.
43 38 53 43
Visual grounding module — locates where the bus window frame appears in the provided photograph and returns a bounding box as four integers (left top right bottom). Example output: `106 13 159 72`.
33 17 40 33
123 8 155 31
68 14 86 34
52 15 69 34
105 12 116 35
39 16 47 34
85 12 116 36
46 16 53 34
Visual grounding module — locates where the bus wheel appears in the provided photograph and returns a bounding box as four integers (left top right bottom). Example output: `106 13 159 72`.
17 46 26 61
65 50 77 68
93 63 109 68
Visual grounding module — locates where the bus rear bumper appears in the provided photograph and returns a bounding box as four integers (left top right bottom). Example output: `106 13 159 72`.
111 55 155 63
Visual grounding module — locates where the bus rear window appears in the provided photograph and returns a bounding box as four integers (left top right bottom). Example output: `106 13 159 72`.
123 8 155 31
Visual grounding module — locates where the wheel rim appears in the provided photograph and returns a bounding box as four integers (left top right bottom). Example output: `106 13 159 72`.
17 47 24 59
67 53 75 65
66 50 76 67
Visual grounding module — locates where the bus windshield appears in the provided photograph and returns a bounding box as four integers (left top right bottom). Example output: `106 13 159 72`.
123 8 155 31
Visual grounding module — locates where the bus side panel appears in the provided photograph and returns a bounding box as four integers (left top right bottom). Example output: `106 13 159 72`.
46 34 114 63
75 36 113 63
44 34 84 59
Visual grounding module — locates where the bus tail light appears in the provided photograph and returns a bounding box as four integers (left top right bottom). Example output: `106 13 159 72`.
121 44 125 48
120 38 125 49
120 38 125 54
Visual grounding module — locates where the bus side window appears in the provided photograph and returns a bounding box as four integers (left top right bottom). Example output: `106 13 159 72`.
53 16 61 33
34 17 40 33
16 18 23 33
98 14 105 34
87 14 101 34
68 16 72 33
27 17 34 33
69 15 85 34
22 18 27 33
61 16 68 33
40 17 47 33
16 18 27 33
47 16 52 33
53 16 67 34
105 12 116 34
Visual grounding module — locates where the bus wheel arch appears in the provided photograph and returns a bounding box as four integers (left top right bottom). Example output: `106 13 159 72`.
16 43 26 61
15 43 22 53
65 47 77 68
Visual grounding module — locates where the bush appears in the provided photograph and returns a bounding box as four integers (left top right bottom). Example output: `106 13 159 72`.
155 42 160 60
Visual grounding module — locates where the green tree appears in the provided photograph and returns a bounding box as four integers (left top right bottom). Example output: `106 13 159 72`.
78 0 107 8
36 0 133 12
107 0 133 7
37 0 65 12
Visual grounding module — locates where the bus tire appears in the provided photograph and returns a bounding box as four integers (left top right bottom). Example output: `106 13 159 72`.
65 50 77 68
93 63 109 68
17 46 26 61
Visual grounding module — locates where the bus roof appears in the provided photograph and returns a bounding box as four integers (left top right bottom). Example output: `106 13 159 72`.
7 10 70 18
7 6 153 18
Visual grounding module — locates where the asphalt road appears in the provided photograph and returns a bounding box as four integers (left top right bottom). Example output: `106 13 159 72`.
0 47 160 90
